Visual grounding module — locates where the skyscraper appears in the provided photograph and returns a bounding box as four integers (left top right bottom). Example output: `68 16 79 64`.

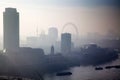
3 8 19 51
61 33 71 54
48 27 58 45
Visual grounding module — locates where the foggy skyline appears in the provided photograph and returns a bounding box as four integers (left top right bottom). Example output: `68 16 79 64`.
0 0 120 38
0 1 120 80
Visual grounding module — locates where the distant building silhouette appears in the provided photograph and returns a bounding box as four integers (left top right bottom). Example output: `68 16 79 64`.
3 8 19 51
50 45 54 55
27 36 38 47
19 47 44 55
48 27 58 45
61 33 71 54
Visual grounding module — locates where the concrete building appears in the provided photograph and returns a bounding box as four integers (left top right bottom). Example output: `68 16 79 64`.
61 33 71 54
3 8 19 51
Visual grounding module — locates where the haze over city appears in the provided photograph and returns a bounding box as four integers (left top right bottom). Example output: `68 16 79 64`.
0 0 120 37
0 0 120 80
0 0 119 50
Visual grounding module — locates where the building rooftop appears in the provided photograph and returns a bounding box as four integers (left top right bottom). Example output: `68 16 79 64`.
5 7 17 12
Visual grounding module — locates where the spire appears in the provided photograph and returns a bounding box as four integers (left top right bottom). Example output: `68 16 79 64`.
36 27 39 37
50 45 54 55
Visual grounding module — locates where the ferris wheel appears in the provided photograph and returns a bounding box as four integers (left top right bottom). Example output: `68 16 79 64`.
62 22 79 40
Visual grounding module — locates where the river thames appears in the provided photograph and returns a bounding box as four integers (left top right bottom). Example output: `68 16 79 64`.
44 55 120 80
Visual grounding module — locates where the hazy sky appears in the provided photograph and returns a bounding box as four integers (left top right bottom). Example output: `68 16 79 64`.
0 0 120 38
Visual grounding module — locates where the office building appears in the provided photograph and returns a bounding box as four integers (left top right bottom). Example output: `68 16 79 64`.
48 27 58 45
61 33 71 54
3 8 19 51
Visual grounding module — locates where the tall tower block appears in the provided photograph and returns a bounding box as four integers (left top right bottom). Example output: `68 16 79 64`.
61 33 71 54
3 8 19 51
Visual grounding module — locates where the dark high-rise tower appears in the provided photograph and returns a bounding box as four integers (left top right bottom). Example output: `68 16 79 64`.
61 33 71 54
3 8 19 51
